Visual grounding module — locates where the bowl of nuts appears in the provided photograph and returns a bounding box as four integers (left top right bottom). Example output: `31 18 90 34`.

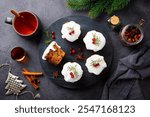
120 24 144 46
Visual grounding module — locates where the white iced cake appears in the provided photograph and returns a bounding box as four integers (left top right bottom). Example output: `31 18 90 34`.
85 54 107 75
83 30 106 52
61 62 83 83
61 21 81 42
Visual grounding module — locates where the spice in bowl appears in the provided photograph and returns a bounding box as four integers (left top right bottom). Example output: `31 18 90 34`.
121 24 143 46
124 26 141 42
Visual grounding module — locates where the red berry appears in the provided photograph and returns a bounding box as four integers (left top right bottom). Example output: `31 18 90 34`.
69 30 75 35
92 38 96 41
69 32 72 35
93 63 100 67
70 72 74 78
71 30 75 34
69 48 76 55
92 38 96 44
52 31 55 35
71 49 76 54
92 41 95 44
52 35 55 39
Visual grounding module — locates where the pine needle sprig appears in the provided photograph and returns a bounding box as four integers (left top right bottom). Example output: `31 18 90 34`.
66 0 131 18
67 0 95 10
106 0 130 14
88 0 111 18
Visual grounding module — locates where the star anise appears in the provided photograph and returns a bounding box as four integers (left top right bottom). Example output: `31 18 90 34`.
53 71 59 78
76 53 84 61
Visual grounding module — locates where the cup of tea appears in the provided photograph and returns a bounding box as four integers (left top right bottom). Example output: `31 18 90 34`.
10 47 28 62
5 10 41 38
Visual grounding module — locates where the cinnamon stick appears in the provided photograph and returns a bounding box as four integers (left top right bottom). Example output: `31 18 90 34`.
22 71 43 76
10 10 20 17
22 68 39 90
30 76 40 84
25 75 39 90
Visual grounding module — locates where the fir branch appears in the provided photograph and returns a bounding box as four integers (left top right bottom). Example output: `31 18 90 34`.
106 0 130 14
67 0 94 10
88 0 110 18
66 0 131 18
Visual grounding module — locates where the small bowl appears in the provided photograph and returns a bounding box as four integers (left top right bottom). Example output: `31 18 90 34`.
120 24 144 46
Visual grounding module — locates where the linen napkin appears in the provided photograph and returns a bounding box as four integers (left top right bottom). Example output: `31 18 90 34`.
101 41 150 100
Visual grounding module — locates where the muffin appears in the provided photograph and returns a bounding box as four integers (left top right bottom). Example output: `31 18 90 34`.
85 54 107 75
42 41 65 66
83 30 106 52
61 21 81 42
61 62 83 83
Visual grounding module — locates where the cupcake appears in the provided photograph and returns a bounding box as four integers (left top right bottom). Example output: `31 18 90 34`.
42 41 65 66
83 30 106 52
61 62 83 83
61 21 81 42
85 54 107 75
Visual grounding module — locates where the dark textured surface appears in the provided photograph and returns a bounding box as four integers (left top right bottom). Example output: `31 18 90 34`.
39 15 114 89
0 0 150 100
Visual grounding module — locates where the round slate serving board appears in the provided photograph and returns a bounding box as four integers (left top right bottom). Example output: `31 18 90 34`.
39 15 114 89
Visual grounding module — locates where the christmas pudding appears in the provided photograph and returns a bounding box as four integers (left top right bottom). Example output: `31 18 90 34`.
61 21 81 42
42 41 65 66
61 62 83 83
85 54 107 75
83 30 106 52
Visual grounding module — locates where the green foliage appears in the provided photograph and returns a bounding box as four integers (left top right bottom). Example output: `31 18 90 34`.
106 0 130 14
67 0 130 18
43 31 52 44
66 0 92 10
88 0 111 18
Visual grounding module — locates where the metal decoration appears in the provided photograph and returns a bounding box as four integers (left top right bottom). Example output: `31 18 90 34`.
0 63 40 99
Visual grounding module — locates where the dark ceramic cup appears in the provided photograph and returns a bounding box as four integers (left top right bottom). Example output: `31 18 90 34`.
5 11 41 38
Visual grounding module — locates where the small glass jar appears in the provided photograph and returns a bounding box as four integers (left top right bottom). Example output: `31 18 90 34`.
10 47 28 62
120 19 144 46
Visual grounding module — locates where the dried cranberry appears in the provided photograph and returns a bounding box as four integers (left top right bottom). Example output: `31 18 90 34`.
92 38 96 41
70 48 76 55
51 31 55 35
71 49 76 54
92 38 96 44
93 63 100 67
69 32 72 35
70 72 74 78
69 30 75 35
52 35 55 39
71 30 75 34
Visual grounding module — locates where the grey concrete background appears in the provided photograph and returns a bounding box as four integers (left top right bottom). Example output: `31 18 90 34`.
0 0 149 100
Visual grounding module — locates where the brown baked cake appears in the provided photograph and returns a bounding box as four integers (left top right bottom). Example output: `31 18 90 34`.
42 41 65 66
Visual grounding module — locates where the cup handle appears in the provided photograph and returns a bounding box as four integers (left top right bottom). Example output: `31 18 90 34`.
5 17 13 25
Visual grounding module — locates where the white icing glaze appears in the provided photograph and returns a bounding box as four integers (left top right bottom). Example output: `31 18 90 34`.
83 30 106 52
61 21 81 42
42 41 61 60
61 62 83 83
85 54 107 75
